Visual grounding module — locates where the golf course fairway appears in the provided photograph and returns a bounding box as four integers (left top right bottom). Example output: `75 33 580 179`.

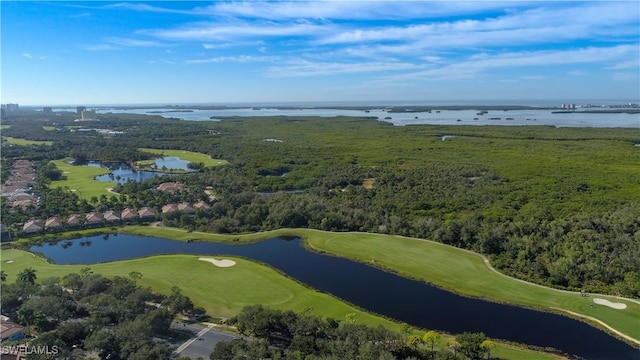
0 248 562 360
119 226 640 346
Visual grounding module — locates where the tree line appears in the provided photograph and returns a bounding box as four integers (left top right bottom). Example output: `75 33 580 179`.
1 268 200 360
2 111 639 297
212 305 496 360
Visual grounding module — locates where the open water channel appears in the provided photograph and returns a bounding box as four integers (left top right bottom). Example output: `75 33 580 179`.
30 235 639 359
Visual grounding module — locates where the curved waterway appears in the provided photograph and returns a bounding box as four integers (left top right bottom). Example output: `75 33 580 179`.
30 234 638 360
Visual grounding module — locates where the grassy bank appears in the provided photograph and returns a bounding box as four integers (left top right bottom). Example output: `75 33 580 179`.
0 248 562 360
120 226 640 345
2 136 52 146
138 148 229 167
50 159 116 199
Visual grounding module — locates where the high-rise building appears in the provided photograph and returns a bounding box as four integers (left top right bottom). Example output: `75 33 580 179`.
81 109 97 120
43 107 53 114
77 106 86 114
5 103 19 112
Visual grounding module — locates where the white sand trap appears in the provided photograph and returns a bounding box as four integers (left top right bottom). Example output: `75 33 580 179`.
198 257 236 268
593 298 627 309
5 260 14 263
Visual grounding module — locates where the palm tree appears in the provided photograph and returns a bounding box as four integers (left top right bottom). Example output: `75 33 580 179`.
128 271 142 285
17 267 37 284
0 270 6 282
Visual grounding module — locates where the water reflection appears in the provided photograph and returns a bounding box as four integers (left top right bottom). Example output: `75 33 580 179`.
73 158 195 184
29 234 639 359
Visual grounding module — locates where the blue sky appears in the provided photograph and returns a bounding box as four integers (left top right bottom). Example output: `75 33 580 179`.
1 1 639 105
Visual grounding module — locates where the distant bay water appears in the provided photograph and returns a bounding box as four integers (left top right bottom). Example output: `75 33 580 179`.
90 107 638 128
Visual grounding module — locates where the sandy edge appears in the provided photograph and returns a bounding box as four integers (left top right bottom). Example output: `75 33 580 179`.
198 257 236 268
593 298 627 310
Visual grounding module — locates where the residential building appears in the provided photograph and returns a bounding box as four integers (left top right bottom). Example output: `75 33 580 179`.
162 204 179 214
178 202 195 214
194 201 211 211
120 208 137 222
67 214 83 228
157 182 184 193
0 318 24 343
22 219 43 233
103 210 121 222
85 212 103 226
138 207 156 219
44 216 63 230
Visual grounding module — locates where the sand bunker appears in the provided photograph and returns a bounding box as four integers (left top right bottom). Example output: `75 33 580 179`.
593 298 627 310
198 257 236 268
5 260 14 263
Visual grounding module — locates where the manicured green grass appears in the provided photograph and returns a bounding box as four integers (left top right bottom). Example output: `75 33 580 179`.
0 248 562 360
42 126 56 131
138 148 228 167
50 159 117 199
0 249 398 330
2 136 52 146
120 226 640 345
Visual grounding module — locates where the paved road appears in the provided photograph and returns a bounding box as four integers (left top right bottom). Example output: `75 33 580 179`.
171 322 239 359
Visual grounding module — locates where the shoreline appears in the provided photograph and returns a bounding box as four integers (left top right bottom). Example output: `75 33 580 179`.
12 226 640 348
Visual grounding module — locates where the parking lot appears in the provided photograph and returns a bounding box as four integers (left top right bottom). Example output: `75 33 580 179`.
171 322 239 359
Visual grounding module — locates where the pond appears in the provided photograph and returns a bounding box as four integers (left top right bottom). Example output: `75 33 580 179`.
30 234 639 359
79 157 193 184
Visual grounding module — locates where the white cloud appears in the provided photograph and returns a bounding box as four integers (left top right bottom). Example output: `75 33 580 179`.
145 21 332 41
186 55 279 65
197 1 536 21
266 59 423 77
606 59 640 70
105 37 166 47
22 53 33 59
318 2 639 49
385 45 637 82
568 70 588 76
612 72 639 81
83 44 120 51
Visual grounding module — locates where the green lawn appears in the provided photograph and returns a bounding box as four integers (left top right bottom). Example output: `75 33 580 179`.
2 136 52 146
42 126 56 131
138 148 229 167
50 159 116 199
0 248 562 360
119 226 640 345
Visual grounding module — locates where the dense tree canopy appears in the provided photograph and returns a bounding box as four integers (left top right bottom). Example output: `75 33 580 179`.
2 111 639 297
0 269 191 359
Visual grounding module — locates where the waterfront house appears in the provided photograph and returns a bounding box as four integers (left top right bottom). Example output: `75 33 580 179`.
85 212 103 227
103 210 121 223
120 208 137 222
44 216 63 230
22 219 43 233
67 214 83 228
162 204 179 214
138 207 156 219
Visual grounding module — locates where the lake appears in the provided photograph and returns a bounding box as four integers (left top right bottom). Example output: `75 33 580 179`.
94 107 640 128
81 157 194 184
30 234 639 359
